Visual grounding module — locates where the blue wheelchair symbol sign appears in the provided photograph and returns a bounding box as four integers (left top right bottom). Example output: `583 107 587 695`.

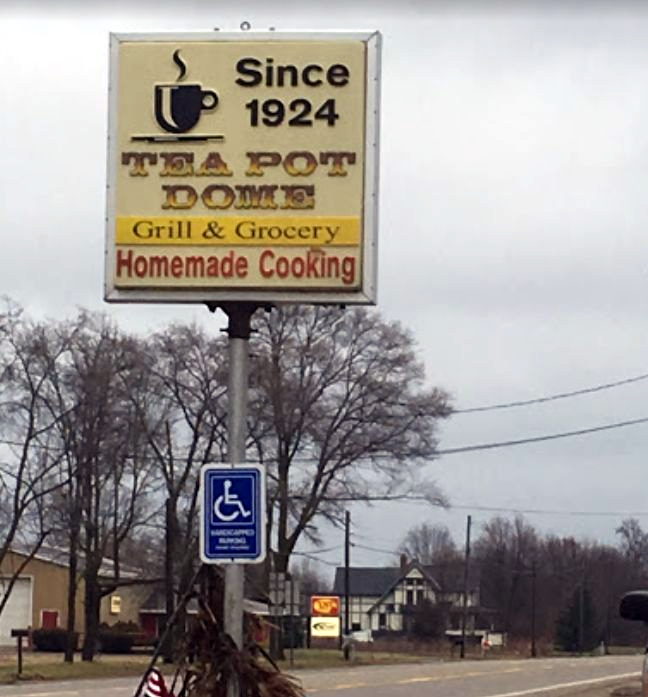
214 478 252 522
200 465 266 564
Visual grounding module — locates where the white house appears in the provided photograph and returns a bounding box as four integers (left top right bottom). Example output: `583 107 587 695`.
332 558 490 636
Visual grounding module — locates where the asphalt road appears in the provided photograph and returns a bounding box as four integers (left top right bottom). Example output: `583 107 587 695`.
0 655 641 697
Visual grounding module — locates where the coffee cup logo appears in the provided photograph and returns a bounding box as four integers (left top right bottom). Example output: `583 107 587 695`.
155 84 218 133
154 50 219 134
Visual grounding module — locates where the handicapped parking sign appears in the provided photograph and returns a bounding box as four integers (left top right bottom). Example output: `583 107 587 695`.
200 464 266 564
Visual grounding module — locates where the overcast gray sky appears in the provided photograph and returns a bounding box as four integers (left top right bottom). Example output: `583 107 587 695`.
3 0 648 576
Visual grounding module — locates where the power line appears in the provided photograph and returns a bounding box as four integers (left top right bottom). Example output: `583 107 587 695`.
295 544 341 556
347 499 648 519
292 551 339 567
455 371 648 413
437 415 648 455
298 494 445 505
448 503 648 518
5 413 648 466
353 543 400 557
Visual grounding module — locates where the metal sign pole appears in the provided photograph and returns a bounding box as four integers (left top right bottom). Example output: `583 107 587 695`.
222 303 257 697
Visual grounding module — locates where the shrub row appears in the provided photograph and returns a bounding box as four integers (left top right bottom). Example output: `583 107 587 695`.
32 629 77 652
32 625 137 653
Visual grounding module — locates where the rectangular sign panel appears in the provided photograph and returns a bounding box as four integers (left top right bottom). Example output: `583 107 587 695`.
311 595 340 617
200 464 266 563
105 31 381 305
310 616 340 638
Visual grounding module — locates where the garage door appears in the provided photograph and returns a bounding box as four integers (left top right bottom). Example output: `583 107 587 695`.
0 578 32 646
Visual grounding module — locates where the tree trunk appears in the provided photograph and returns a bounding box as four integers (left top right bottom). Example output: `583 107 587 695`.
269 454 292 661
270 550 290 661
81 561 101 661
65 498 80 663
162 498 178 663
64 546 78 662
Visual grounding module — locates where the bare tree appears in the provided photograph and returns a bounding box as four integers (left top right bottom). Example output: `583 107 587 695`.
473 515 539 635
398 523 458 565
249 305 452 575
290 557 330 597
42 312 157 661
616 518 648 574
131 323 229 659
0 301 70 621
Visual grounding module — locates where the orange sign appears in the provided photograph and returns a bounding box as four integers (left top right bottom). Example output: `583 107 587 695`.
311 595 340 617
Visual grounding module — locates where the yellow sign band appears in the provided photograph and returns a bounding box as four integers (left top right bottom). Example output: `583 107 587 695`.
116 216 361 246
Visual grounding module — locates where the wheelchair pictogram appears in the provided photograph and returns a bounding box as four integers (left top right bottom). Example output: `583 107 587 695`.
213 479 252 522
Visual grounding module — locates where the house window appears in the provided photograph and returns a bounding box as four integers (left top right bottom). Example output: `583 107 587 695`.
352 622 361 632
379 613 386 628
386 603 395 613
406 590 414 605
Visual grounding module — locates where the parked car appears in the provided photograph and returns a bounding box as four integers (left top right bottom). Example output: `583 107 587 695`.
619 591 648 696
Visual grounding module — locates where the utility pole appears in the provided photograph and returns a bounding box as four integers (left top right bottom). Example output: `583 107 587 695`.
460 514 472 659
604 560 612 654
530 560 537 658
343 510 351 660
578 579 585 655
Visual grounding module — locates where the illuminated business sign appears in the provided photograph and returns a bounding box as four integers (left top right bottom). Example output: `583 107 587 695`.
311 595 340 617
105 31 381 305
310 616 340 638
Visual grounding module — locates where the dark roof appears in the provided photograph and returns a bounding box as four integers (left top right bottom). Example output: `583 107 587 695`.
332 567 403 596
332 562 481 597
423 562 480 592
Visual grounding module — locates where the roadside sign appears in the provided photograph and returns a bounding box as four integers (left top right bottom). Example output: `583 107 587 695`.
311 595 340 617
269 571 287 608
105 31 381 305
310 616 340 638
200 464 266 563
270 573 302 613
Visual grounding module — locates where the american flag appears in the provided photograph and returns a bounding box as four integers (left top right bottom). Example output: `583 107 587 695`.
143 668 174 697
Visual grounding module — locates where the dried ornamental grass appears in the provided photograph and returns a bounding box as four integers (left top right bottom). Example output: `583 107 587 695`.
171 600 305 697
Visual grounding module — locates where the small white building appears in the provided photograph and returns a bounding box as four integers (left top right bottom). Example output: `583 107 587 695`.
332 558 489 636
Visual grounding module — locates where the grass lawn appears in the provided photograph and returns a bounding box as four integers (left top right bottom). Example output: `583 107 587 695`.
4 644 638 684
275 648 425 671
0 653 151 684
0 648 424 684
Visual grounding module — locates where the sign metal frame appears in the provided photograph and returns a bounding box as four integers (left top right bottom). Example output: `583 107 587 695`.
199 463 267 564
105 30 381 305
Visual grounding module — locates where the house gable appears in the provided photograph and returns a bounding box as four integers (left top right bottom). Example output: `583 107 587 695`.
334 560 491 636
366 561 441 616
